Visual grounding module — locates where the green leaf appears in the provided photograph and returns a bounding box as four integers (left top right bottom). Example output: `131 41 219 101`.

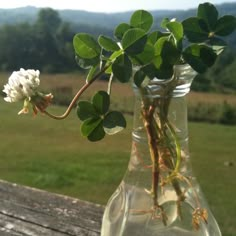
182 17 209 42
105 50 123 74
98 35 120 51
88 122 105 142
153 55 163 69
161 18 170 28
73 33 101 59
114 23 131 40
198 2 218 30
166 21 184 43
141 64 157 79
207 37 227 54
112 54 132 83
183 44 217 73
75 55 100 69
152 57 174 79
103 111 126 135
130 42 155 65
107 50 123 63
77 101 97 121
154 37 180 65
92 91 110 115
215 15 236 36
130 10 153 32
122 28 147 55
133 69 146 87
148 31 170 45
81 117 102 137
142 62 173 80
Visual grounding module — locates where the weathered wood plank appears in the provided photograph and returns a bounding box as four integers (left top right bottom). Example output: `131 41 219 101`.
0 180 104 235
0 214 70 236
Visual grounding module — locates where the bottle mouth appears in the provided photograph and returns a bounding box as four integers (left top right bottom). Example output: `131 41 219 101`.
133 64 197 98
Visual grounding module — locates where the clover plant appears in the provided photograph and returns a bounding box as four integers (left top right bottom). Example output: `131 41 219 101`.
71 2 235 141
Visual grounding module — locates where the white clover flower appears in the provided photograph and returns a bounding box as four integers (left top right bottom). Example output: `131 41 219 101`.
3 68 40 103
3 68 53 115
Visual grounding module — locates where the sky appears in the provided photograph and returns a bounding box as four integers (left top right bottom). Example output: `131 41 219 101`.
0 0 235 12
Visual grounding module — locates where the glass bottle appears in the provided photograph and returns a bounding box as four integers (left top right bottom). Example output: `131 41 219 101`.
101 65 221 236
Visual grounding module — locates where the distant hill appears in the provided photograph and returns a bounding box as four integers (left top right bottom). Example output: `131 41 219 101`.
1 3 235 50
0 6 39 25
0 6 182 29
0 2 235 28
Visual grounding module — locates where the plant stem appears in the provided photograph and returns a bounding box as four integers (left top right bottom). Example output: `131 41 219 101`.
166 121 182 174
43 65 109 120
141 104 160 208
139 74 188 222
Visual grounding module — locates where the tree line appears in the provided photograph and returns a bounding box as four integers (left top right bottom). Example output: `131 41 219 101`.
0 8 112 73
0 8 77 72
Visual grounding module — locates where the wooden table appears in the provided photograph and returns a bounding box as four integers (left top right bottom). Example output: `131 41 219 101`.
0 180 104 235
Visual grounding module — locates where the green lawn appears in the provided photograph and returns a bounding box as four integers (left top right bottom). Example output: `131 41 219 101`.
0 99 235 236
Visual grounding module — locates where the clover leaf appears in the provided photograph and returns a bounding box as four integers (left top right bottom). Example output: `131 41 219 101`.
130 10 153 32
98 35 120 52
114 23 131 40
73 33 101 59
182 17 209 42
122 28 147 55
197 2 218 31
112 54 132 83
77 91 126 141
183 44 217 73
92 91 110 115
183 2 236 44
148 31 170 45
133 69 146 87
77 101 97 121
166 21 184 45
73 33 101 69
81 117 105 142
130 42 155 65
154 37 180 65
215 15 236 36
103 111 126 135
75 55 100 69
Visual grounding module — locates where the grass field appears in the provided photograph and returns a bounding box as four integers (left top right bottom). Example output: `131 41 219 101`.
0 72 236 235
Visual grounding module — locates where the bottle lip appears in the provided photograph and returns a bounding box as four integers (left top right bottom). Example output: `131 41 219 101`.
133 64 197 85
174 64 197 77
133 64 197 97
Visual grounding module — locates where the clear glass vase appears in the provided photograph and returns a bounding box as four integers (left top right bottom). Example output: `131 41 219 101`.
101 65 222 236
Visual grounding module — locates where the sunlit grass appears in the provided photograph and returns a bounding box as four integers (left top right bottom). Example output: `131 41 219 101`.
189 123 236 236
0 99 132 202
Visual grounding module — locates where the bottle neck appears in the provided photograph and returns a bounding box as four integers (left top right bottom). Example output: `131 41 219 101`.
132 64 195 140
129 65 196 173
132 93 189 147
